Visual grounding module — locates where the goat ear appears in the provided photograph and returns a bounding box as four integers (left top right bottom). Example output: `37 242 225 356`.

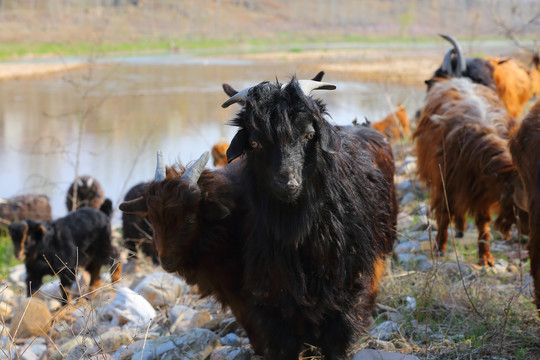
318 121 342 154
25 220 46 242
119 197 149 215
226 129 248 163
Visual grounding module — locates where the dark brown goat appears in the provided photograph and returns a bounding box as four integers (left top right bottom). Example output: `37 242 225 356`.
509 99 540 309
66 175 105 212
0 194 52 224
414 77 518 266
120 152 252 338
121 182 158 264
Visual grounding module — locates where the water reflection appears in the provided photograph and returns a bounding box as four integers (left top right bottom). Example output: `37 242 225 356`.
0 54 425 223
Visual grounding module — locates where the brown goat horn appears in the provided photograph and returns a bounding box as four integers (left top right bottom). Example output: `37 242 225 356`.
181 151 210 186
439 33 466 76
155 151 166 181
221 87 250 108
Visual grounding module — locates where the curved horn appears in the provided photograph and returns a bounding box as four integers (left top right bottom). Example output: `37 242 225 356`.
155 151 166 181
222 87 250 108
439 33 466 76
441 49 454 74
281 80 336 95
181 151 210 186
298 80 336 94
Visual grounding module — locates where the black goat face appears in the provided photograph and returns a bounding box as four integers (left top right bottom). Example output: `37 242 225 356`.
8 220 46 261
227 79 342 203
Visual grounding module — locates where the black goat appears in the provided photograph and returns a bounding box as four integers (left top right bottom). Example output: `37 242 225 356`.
8 199 121 303
122 182 158 264
222 77 396 359
66 175 105 212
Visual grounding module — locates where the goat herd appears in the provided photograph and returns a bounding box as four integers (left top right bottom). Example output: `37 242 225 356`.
0 34 539 360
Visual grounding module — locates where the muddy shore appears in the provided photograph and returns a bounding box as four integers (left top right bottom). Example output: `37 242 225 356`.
0 48 440 85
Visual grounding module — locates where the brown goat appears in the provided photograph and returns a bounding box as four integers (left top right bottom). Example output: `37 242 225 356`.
485 56 540 119
371 103 411 141
509 99 540 309
414 78 518 266
432 35 540 119
0 195 52 223
211 141 229 167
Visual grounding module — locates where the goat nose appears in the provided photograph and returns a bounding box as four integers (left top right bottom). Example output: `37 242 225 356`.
275 173 299 190
286 178 299 188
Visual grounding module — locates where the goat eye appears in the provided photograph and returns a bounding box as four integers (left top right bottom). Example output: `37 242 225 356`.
306 132 315 140
251 141 260 149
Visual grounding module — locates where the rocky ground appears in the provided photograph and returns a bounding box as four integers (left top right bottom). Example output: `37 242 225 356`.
0 141 538 360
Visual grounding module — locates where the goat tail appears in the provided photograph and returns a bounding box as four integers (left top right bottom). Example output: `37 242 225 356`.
100 198 113 217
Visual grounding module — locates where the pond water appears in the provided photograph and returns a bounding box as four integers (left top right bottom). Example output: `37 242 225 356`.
0 53 426 223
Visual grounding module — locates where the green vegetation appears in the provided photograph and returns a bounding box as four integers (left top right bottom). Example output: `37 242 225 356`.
0 34 525 61
0 227 19 279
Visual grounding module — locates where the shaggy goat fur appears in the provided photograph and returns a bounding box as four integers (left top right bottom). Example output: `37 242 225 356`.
414 78 518 266
211 141 229 167
371 103 411 141
66 175 105 212
122 182 158 264
509 99 540 309
8 199 121 303
0 194 52 223
119 159 252 337
485 56 540 118
431 35 540 119
225 78 396 359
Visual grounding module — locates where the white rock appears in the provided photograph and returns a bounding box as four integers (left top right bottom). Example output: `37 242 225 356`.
8 264 26 284
99 287 156 329
133 271 187 308
170 305 212 333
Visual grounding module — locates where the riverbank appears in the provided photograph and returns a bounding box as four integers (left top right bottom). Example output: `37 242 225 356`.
0 47 440 86
0 61 87 81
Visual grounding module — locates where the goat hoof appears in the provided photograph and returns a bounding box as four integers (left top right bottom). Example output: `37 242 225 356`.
455 231 464 238
434 249 446 257
478 257 495 267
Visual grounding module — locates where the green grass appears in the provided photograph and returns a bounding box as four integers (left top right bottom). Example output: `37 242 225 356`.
0 34 529 61
0 227 19 280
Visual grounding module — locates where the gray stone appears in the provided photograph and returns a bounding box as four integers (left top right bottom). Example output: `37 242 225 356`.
220 333 241 347
132 328 221 360
397 213 414 229
112 340 145 360
210 346 254 360
394 241 421 254
369 321 400 341
98 330 135 352
397 180 412 192
352 349 419 360
49 336 94 360
400 192 416 204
